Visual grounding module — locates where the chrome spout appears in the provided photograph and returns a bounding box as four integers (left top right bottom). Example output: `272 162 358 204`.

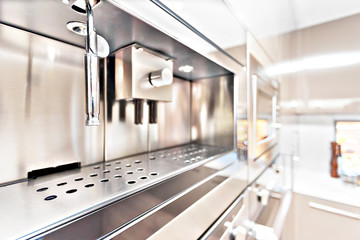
84 0 100 126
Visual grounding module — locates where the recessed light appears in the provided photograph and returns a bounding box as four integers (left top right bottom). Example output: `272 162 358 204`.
178 65 194 73
66 21 87 36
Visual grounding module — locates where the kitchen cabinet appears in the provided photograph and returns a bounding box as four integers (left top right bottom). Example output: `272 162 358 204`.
282 193 360 240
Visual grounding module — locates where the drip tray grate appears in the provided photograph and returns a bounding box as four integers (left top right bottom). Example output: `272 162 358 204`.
0 144 230 239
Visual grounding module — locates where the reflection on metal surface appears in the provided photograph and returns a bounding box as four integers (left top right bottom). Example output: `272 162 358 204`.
149 78 191 151
200 193 246 240
0 24 104 184
248 52 279 164
191 75 234 148
147 175 247 240
0 0 233 80
112 44 173 102
66 21 110 58
46 168 226 240
106 176 229 240
83 0 101 126
0 144 230 239
106 62 189 159
149 0 243 66
178 65 194 73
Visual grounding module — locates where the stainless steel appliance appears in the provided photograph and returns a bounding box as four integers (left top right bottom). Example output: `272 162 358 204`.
0 1 289 239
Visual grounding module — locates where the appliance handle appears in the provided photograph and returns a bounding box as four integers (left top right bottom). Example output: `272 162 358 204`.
308 202 360 220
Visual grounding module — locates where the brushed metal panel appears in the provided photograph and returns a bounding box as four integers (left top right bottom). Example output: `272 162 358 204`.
45 167 224 240
114 45 173 101
191 75 235 148
0 24 104 184
0 144 229 239
0 0 233 81
105 56 148 160
148 77 191 151
105 99 149 160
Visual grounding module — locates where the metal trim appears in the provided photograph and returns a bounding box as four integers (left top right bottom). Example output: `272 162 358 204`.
149 0 243 67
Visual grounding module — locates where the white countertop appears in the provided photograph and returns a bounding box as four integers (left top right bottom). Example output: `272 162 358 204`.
293 168 360 208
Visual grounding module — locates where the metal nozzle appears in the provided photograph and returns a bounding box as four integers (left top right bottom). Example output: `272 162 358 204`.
84 0 100 126
84 54 100 126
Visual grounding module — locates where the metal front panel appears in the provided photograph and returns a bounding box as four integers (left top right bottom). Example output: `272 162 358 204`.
149 77 191 151
114 45 173 101
248 53 279 165
0 144 230 239
191 75 235 148
46 170 226 240
0 24 104 184
0 0 232 81
104 98 149 161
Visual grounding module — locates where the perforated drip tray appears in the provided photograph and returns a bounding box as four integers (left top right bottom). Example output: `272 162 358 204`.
0 144 231 240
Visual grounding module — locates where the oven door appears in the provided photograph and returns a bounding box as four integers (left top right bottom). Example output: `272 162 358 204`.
251 74 279 159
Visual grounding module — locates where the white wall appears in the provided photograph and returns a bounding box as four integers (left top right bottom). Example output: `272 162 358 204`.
280 114 360 173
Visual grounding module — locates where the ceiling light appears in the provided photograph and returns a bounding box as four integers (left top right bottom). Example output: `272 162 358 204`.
66 21 87 36
178 65 194 73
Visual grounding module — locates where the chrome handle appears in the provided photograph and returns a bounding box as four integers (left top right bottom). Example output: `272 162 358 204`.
309 202 360 220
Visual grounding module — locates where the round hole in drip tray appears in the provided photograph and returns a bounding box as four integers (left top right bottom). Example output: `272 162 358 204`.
115 161 121 164
125 164 131 167
134 160 142 164
90 173 98 177
105 163 111 166
126 171 134 175
66 189 77 194
114 174 122 178
115 167 121 170
127 180 136 185
136 168 144 172
57 182 67 186
44 195 57 201
100 178 109 183
75 177 84 181
139 176 148 180
150 172 158 176
37 187 48 192
85 184 94 188
103 170 110 173
93 166 100 169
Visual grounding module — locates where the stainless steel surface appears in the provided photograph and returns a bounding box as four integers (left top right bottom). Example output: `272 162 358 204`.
251 72 279 158
113 44 173 102
191 75 235 148
147 159 248 240
149 68 173 87
66 21 110 58
148 0 243 66
248 54 279 161
308 202 360 220
105 68 190 159
0 23 104 184
84 53 101 125
0 144 231 239
72 0 100 14
149 78 191 151
46 166 227 240
84 0 101 126
200 190 247 240
0 0 233 80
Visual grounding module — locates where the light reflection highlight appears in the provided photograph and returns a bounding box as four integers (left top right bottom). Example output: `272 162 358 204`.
267 52 360 76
